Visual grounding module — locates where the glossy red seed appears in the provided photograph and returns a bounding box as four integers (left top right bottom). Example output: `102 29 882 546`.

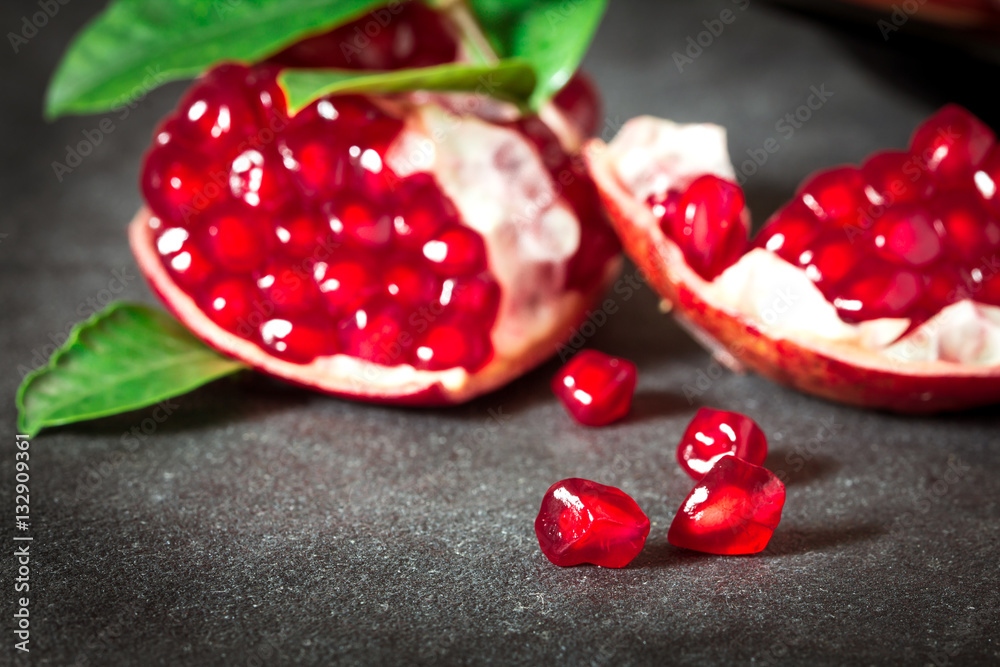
974 145 1000 217
667 455 785 555
801 235 855 287
383 263 438 306
256 263 318 314
798 166 867 224
935 190 1000 263
274 210 328 257
338 301 409 364
535 478 650 568
834 268 922 322
423 227 488 276
440 274 502 322
314 259 377 314
669 175 748 280
910 104 995 186
200 208 269 273
861 150 933 206
676 408 768 480
413 320 490 371
260 319 334 363
171 66 260 151
142 143 225 224
872 204 943 267
203 279 257 332
552 350 637 426
328 195 393 250
754 200 819 262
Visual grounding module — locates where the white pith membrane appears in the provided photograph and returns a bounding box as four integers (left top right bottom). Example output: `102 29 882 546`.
131 96 619 404
601 116 1000 368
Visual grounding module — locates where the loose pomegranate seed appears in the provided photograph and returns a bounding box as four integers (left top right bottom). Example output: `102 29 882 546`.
552 350 637 426
655 175 748 281
535 478 650 568
759 105 1000 327
910 104 995 187
676 408 768 480
667 455 786 555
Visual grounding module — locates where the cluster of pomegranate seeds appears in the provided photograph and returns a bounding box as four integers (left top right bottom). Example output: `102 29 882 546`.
676 408 768 480
551 350 637 426
534 478 650 568
142 63 499 370
667 455 786 556
647 174 749 280
755 104 1000 325
267 1 458 71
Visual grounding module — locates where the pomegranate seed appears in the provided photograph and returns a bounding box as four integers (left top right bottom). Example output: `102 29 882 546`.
439 274 502 322
423 226 488 276
274 210 328 257
256 263 318 314
676 408 768 480
142 143 226 224
798 166 867 224
800 234 855 287
861 150 933 205
910 104 995 187
754 201 819 262
552 350 637 426
338 301 410 364
327 195 393 250
229 148 290 211
667 455 785 555
260 319 334 363
314 259 377 314
414 319 490 371
667 175 748 280
203 278 257 332
200 206 270 273
974 145 1000 217
834 268 922 322
872 204 944 267
935 190 1000 263
383 262 438 306
171 65 260 151
535 478 650 568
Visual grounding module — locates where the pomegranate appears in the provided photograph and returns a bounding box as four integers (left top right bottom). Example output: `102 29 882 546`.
551 350 637 426
535 478 650 568
667 454 786 556
586 107 1000 412
131 8 619 405
676 408 767 480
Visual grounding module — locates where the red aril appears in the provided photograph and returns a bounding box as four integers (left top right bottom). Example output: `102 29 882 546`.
535 478 650 568
910 104 995 187
676 408 767 480
551 351 637 426
667 455 785 556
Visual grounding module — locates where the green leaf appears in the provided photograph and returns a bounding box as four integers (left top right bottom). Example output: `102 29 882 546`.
278 60 537 114
16 303 245 437
45 0 390 118
467 0 607 109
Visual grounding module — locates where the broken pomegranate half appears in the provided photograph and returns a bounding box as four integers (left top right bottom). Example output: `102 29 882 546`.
586 106 1000 412
131 17 620 405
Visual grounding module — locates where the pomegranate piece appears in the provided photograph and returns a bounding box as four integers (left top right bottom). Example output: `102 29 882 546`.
552 351 637 426
676 408 767 480
133 13 621 405
588 110 1000 413
535 478 650 568
667 455 786 556
651 175 748 280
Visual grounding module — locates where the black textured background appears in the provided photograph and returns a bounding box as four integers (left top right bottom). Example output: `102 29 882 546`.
3 1 1000 664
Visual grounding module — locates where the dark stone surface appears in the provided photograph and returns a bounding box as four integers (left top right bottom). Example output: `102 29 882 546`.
2 0 999 664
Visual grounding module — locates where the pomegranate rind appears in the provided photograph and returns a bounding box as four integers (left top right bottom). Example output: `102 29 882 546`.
130 208 620 405
586 139 1000 414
